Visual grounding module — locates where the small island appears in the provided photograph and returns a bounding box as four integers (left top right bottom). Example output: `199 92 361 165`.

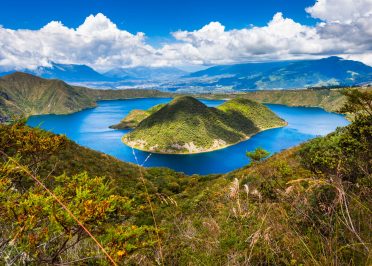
111 96 287 154
110 103 166 129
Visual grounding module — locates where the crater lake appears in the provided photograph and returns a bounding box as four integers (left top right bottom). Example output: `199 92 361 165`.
27 98 349 175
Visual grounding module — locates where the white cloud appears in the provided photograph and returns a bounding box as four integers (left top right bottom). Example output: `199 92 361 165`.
159 1 372 66
0 1 372 71
162 13 332 65
306 0 372 23
0 13 157 71
305 0 372 65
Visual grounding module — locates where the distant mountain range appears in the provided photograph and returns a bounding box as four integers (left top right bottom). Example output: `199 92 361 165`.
0 63 110 82
0 63 187 82
104 66 187 80
31 63 111 82
185 56 372 90
0 57 371 90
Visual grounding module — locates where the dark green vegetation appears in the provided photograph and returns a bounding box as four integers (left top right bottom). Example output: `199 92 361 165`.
78 87 172 101
0 89 371 265
246 147 270 163
122 96 286 154
0 72 171 119
110 104 166 129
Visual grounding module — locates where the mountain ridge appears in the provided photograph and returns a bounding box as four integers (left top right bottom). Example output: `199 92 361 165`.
185 56 372 90
0 72 97 117
104 66 187 80
0 63 188 82
0 72 172 118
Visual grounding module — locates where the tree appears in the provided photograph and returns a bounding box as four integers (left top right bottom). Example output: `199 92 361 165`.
300 88 372 182
339 88 372 117
246 147 270 163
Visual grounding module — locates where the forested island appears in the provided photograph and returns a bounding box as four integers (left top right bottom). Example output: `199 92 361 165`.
117 96 286 154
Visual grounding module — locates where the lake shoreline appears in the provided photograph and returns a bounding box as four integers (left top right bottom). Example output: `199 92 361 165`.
25 96 346 121
121 123 288 155
27 99 349 175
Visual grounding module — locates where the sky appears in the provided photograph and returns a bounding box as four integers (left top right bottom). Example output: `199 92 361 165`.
0 0 371 71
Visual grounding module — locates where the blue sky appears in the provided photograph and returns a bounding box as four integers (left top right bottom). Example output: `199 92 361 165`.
0 0 371 70
1 0 317 37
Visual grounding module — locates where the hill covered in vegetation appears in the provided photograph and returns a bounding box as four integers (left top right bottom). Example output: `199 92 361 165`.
110 103 166 129
0 89 370 265
0 72 96 118
200 88 355 113
0 72 171 119
122 96 286 154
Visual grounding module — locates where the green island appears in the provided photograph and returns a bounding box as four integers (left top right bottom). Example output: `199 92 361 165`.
118 96 286 154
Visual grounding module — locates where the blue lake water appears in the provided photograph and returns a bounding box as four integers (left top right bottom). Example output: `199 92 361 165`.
27 98 349 175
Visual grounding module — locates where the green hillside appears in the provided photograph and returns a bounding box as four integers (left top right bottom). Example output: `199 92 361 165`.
217 97 287 129
233 89 348 112
0 72 171 119
110 103 166 129
0 72 96 117
199 88 355 112
122 96 286 153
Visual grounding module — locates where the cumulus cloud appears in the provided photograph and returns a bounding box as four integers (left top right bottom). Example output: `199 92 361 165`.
162 13 334 65
0 13 157 71
159 0 372 66
306 0 372 65
0 0 372 71
306 0 372 23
